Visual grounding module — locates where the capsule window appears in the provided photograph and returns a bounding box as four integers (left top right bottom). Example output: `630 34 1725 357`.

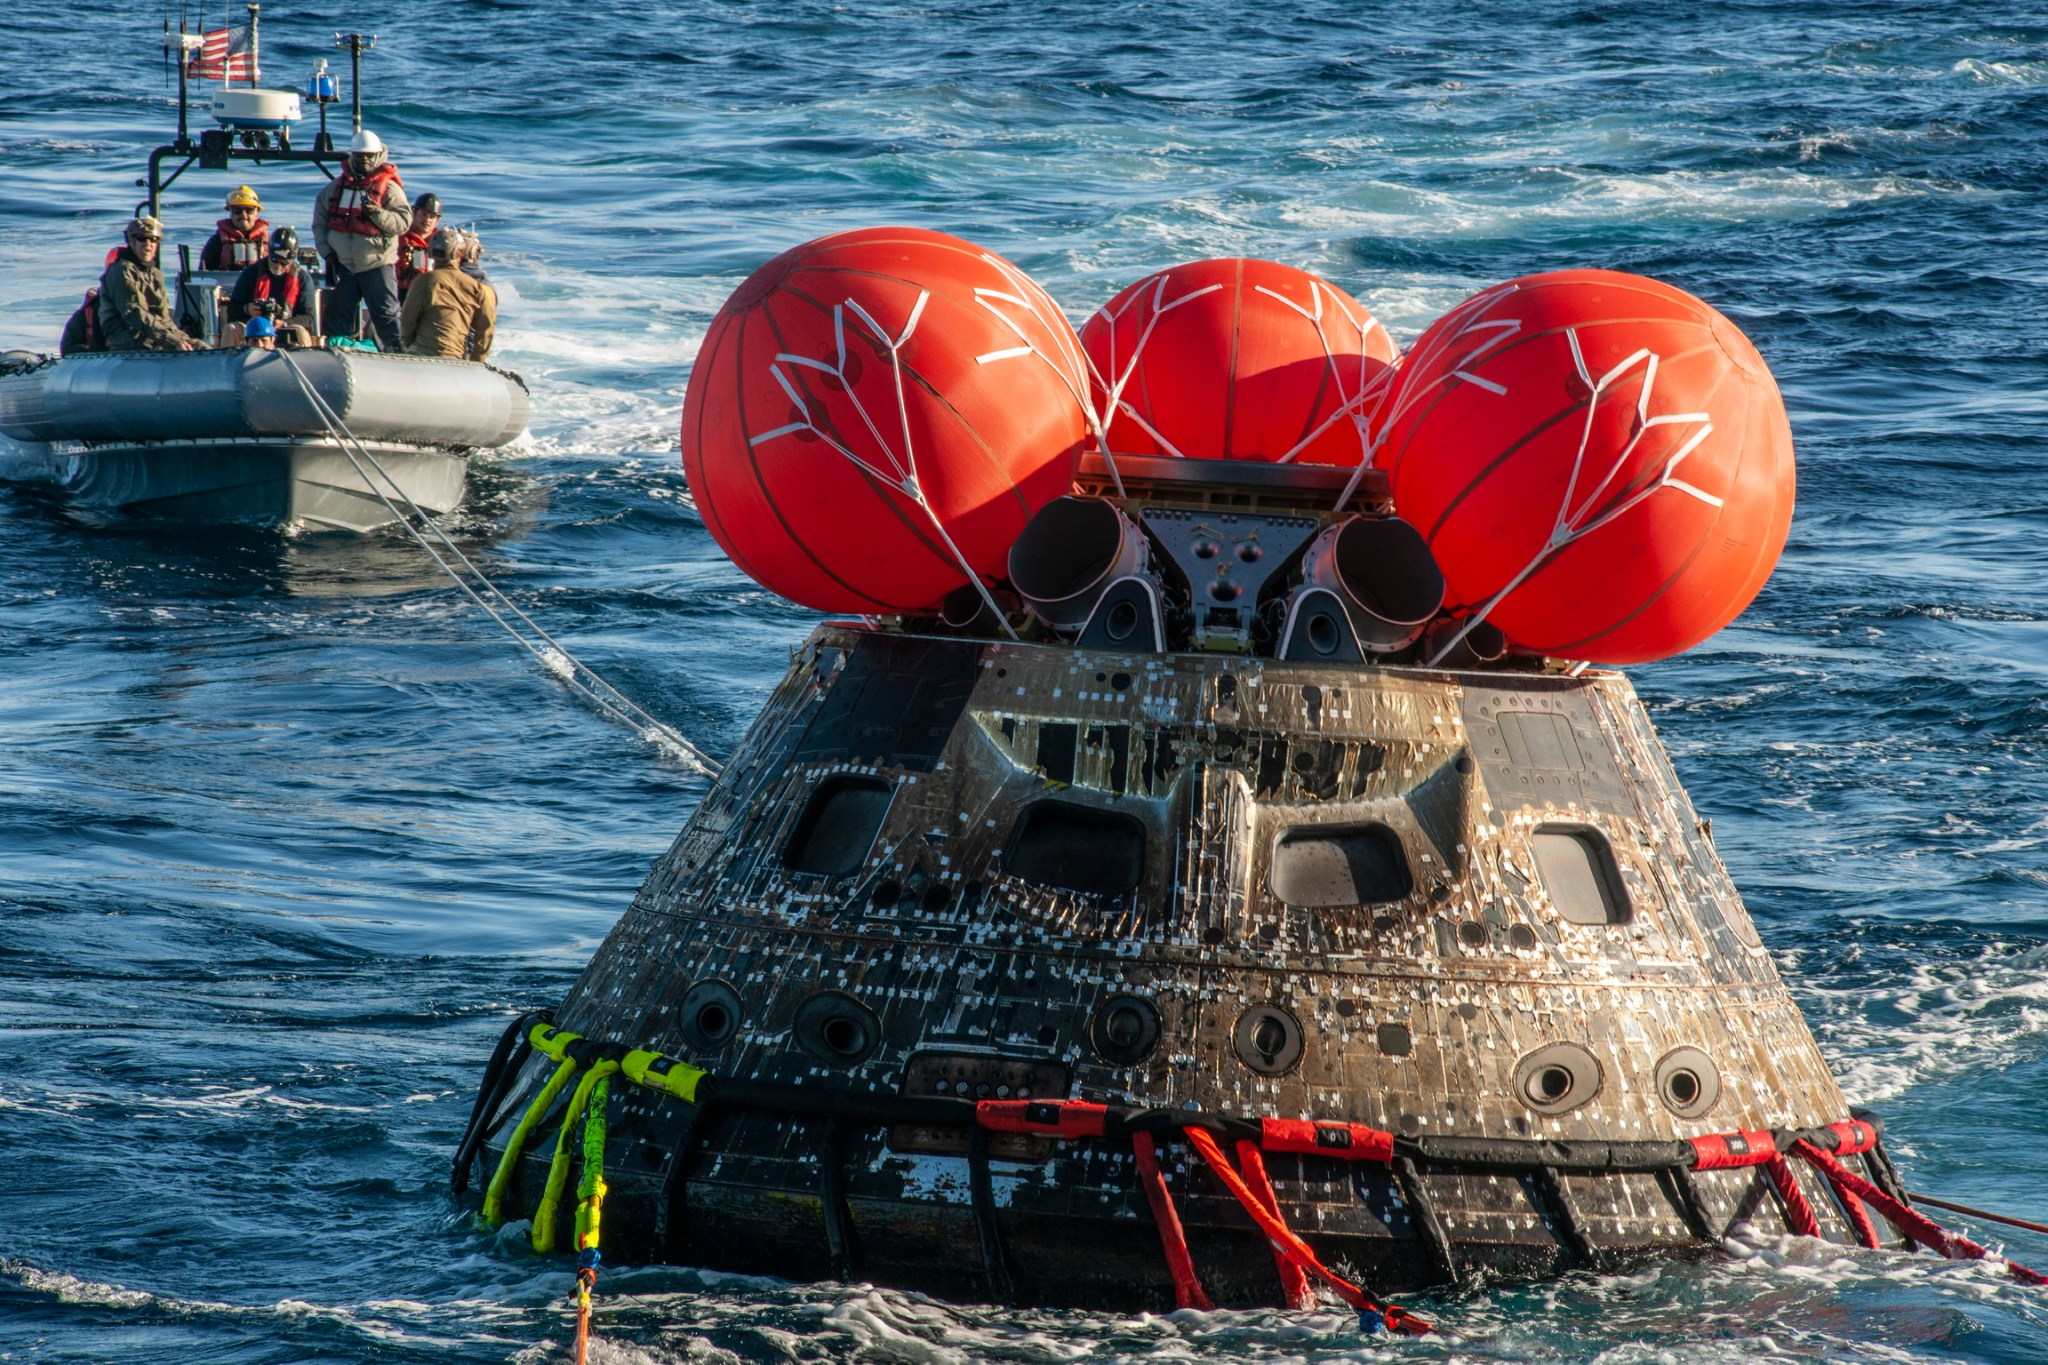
1005 800 1145 897
1269 823 1412 907
1531 825 1630 925
784 776 893 876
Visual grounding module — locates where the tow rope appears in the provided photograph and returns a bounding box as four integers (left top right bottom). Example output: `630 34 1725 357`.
467 1021 2048 1345
273 350 720 776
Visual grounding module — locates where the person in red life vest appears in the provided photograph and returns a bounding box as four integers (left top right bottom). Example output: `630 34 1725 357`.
311 127 412 351
225 226 317 348
200 185 270 271
396 192 441 299
60 289 105 354
62 243 134 352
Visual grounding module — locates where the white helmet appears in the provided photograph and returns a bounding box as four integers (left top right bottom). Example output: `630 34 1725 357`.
348 127 385 155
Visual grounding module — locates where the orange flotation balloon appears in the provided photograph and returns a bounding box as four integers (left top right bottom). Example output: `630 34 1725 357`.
1378 270 1795 664
683 226 1090 614
1081 258 1398 466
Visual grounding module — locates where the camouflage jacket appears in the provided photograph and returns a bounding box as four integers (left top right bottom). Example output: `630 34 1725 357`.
96 249 190 352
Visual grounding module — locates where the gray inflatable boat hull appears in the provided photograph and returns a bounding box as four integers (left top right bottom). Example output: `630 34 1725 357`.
0 348 526 532
50 438 468 534
0 347 527 447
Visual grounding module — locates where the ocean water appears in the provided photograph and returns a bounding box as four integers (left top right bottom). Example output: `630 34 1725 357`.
3 1 2047 1360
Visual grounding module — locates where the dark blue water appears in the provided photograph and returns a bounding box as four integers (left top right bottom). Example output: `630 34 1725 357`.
4 2 2047 1360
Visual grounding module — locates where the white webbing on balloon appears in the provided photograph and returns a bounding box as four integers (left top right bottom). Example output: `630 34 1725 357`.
1338 280 1527 517
747 254 1095 632
1082 270 1388 475
1083 272 1221 461
1249 281 1392 466
966 252 1125 498
1417 316 1723 666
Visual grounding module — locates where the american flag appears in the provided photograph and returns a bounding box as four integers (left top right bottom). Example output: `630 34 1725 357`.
189 24 257 82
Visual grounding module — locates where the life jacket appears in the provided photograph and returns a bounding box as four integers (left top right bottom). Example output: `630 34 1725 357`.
214 216 271 267
250 265 303 314
65 288 105 353
324 163 403 236
396 230 434 291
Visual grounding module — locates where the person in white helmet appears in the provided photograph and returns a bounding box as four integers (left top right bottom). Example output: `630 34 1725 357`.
311 127 412 350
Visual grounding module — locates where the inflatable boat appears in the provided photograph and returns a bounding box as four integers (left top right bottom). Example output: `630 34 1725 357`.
0 19 530 534
0 347 527 532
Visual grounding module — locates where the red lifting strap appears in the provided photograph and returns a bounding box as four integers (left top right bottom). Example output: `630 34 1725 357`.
1827 1171 1884 1250
1132 1132 1212 1311
976 1099 1107 1140
1235 1139 1315 1310
1827 1119 1879 1155
1763 1154 1823 1239
1689 1129 1778 1170
1183 1127 1433 1335
1259 1117 1395 1163
1792 1140 2048 1289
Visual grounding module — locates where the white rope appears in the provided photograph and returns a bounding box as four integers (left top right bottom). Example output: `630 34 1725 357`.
1359 281 1524 516
275 349 721 776
1252 280 1387 468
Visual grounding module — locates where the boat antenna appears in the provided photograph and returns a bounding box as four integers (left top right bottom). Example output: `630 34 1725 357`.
244 3 261 91
173 12 193 148
334 31 376 132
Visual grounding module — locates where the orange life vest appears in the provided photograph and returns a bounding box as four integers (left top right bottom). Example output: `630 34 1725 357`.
213 216 271 267
251 265 304 314
324 163 404 236
73 288 105 352
396 230 434 291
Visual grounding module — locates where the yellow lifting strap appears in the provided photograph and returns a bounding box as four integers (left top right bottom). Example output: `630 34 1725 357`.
621 1047 708 1104
571 1070 612 1365
477 1020 710 1238
526 1022 707 1104
533 1059 620 1254
481 1046 581 1227
528 1021 585 1064
574 1071 612 1257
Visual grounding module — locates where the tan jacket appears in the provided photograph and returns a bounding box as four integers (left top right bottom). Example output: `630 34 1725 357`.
311 167 412 273
400 267 496 361
96 248 191 351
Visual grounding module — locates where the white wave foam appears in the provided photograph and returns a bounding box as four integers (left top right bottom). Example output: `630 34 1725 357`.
5 1261 173 1312
1792 937 2048 1107
1277 166 1955 243
1952 58 2048 86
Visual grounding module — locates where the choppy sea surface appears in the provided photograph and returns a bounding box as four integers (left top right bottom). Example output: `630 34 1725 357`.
3 1 2047 1360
